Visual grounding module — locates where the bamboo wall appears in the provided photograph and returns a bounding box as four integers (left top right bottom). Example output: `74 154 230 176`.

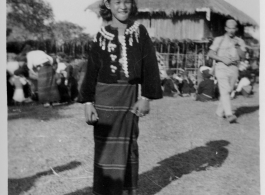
137 13 207 40
138 18 205 40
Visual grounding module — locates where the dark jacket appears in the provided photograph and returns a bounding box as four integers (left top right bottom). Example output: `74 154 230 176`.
181 79 195 94
78 21 162 103
163 78 178 97
239 68 252 80
197 78 215 98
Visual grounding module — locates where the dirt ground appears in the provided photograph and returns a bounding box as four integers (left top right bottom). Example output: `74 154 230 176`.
8 85 259 195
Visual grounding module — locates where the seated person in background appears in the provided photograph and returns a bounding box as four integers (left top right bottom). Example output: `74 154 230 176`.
6 53 19 76
163 69 180 97
231 61 253 98
181 72 196 97
195 69 215 102
10 56 33 103
174 68 185 90
189 74 197 88
56 57 71 103
10 69 27 105
173 72 183 83
173 71 183 85
66 65 79 101
7 71 14 106
17 57 33 103
57 71 71 104
197 65 204 87
197 65 213 89
56 56 67 74
160 69 168 86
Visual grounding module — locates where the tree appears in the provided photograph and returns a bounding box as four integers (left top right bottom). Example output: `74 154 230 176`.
7 0 54 40
6 1 93 56
49 21 92 55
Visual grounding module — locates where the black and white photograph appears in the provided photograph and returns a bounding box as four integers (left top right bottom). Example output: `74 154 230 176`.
5 0 262 194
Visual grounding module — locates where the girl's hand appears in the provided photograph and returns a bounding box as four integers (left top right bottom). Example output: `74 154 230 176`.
132 98 150 117
84 103 99 125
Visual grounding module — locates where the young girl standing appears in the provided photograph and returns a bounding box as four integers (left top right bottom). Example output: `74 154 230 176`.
78 0 162 194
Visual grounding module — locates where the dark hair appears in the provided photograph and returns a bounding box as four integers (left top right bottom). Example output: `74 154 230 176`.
99 0 138 22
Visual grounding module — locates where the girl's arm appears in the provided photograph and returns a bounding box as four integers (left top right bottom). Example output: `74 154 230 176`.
78 36 101 103
78 35 101 124
139 25 163 100
132 25 163 116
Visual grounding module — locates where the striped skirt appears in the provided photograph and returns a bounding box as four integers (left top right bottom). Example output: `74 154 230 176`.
93 82 139 195
38 65 60 103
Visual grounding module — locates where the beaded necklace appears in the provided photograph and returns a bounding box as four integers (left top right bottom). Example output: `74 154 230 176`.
119 35 129 78
125 22 140 45
94 22 141 78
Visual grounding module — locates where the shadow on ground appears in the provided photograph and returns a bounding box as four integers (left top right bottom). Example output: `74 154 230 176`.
65 140 229 195
8 161 82 195
65 187 94 195
235 105 259 117
7 102 74 121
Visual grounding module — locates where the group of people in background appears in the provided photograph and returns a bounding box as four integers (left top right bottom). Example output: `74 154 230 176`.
160 51 258 102
6 47 85 108
6 43 259 111
161 66 218 100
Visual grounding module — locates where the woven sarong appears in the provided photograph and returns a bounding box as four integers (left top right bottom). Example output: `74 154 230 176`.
93 82 139 195
38 65 60 103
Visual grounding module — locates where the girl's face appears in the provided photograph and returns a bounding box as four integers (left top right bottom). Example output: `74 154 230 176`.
106 0 132 23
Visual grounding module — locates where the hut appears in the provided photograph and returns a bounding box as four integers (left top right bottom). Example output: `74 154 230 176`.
137 0 257 38
86 0 258 73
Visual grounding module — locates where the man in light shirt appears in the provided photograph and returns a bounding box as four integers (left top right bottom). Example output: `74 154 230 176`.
208 19 246 123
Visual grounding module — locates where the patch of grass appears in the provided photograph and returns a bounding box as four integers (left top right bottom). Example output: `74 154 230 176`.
8 85 260 195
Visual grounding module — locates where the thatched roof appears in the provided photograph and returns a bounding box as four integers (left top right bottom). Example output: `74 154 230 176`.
86 0 258 26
